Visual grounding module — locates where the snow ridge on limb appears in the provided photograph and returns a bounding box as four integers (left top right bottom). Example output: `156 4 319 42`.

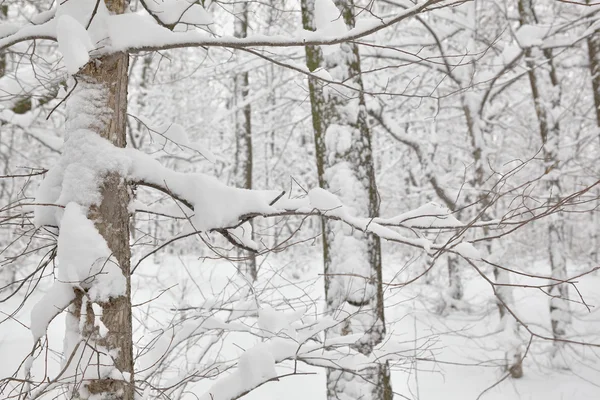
192 307 402 400
0 0 449 52
32 123 476 256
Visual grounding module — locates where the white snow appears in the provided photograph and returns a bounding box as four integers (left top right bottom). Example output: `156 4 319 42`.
314 0 347 37
56 14 94 74
308 187 342 211
237 342 278 386
375 202 463 228
454 241 482 260
30 282 76 342
515 24 550 48
57 203 125 300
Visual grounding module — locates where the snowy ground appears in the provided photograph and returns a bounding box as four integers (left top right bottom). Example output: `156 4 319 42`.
1 247 599 400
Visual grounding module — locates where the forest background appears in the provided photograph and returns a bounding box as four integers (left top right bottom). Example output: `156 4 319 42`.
1 1 600 399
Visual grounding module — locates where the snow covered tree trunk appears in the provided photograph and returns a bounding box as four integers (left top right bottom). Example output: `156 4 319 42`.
63 1 133 398
447 255 462 302
233 1 256 280
301 1 392 399
588 33 600 139
493 264 523 377
586 12 600 264
518 0 570 346
451 3 522 375
0 4 6 77
587 0 600 146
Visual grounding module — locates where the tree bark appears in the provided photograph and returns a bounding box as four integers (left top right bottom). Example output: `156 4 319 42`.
0 4 6 77
586 0 600 265
518 0 570 345
233 1 256 280
66 1 134 398
301 1 392 399
587 0 600 144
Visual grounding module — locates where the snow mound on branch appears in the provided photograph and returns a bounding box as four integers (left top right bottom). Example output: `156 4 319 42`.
30 282 75 342
313 67 333 82
201 342 277 400
226 288 259 321
227 222 259 251
515 24 550 48
314 0 347 37
454 241 481 260
56 15 94 74
257 306 303 339
57 203 125 301
376 202 463 228
0 23 19 39
30 203 125 342
238 342 278 385
308 187 342 211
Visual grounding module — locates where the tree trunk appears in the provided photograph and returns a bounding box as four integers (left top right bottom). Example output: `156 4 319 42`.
65 1 134 398
233 1 256 280
586 2 600 263
587 0 600 145
518 0 570 345
0 4 6 77
301 1 392 399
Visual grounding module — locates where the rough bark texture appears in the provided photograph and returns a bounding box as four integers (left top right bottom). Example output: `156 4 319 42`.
586 1 600 262
587 29 600 141
67 1 133 398
233 1 257 280
301 1 392 399
518 0 570 345
464 80 522 377
0 5 6 77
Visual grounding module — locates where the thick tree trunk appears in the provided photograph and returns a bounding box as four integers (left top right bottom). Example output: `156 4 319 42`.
586 3 600 263
518 0 570 345
233 1 256 280
65 1 134 398
587 0 600 144
301 1 392 399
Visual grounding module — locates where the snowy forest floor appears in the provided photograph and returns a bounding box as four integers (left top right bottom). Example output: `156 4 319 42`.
2 247 599 400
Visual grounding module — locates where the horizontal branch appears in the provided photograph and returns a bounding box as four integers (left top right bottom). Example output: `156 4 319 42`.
0 0 457 53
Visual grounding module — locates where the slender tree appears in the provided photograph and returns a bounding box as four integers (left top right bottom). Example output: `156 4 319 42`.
301 1 392 399
0 3 6 78
232 1 256 280
518 0 570 346
587 5 600 265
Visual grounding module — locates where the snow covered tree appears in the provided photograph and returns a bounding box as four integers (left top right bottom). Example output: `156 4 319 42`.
301 1 391 399
0 1 465 398
2 1 600 399
517 0 571 348
232 1 256 280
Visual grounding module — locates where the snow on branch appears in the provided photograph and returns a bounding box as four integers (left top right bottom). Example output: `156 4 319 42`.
139 303 410 400
0 0 451 53
34 124 482 267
